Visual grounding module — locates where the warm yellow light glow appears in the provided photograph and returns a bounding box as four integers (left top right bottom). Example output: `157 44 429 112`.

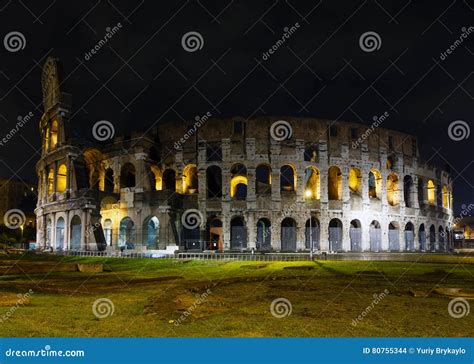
442 185 449 209
50 120 58 150
230 175 248 198
305 189 312 198
56 164 67 193
369 168 382 199
44 127 50 152
182 164 198 194
150 165 162 191
387 172 400 206
47 168 54 195
348 167 362 195
427 180 435 205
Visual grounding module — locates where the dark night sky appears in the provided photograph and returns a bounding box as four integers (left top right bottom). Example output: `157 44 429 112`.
0 0 472 214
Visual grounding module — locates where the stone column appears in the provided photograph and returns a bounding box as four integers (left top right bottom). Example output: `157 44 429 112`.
247 213 256 250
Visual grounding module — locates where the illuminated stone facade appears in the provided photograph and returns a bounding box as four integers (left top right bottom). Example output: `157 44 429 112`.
35 58 454 253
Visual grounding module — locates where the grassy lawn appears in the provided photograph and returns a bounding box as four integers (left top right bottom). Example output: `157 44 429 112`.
0 254 472 337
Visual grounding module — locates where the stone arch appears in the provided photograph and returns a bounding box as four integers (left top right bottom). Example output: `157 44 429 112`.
438 225 445 251
256 218 272 251
387 173 400 206
280 164 296 193
183 164 198 194
348 167 362 196
403 175 414 208
206 165 222 198
404 222 415 251
256 164 271 194
388 221 400 251
103 219 113 246
368 168 382 199
120 163 136 188
305 217 320 250
70 215 82 250
150 165 162 191
304 167 320 200
230 216 247 250
429 224 436 251
163 169 176 191
143 216 159 249
442 185 449 209
104 168 114 193
369 220 382 252
230 163 247 199
418 223 426 251
427 180 435 205
50 119 58 150
206 217 223 250
56 164 67 193
281 217 297 251
349 219 362 252
328 166 342 200
328 218 343 251
56 216 65 250
119 217 135 248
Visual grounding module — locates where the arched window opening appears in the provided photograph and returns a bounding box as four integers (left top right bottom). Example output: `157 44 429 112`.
419 224 426 251
150 165 162 191
427 180 435 205
304 146 318 162
143 216 159 249
305 217 320 250
328 218 343 252
429 224 436 251
256 165 271 194
162 169 176 191
207 218 223 250
403 176 414 208
388 222 400 251
369 220 382 252
119 217 135 249
230 216 247 250
387 173 400 206
328 166 342 200
304 167 320 200
350 220 362 252
230 164 247 200
404 222 415 251
50 120 58 150
183 165 198 194
47 168 54 196
70 215 82 250
281 218 297 251
442 185 449 209
280 165 296 193
256 218 272 251
206 166 222 198
368 168 382 199
104 168 114 193
56 217 65 250
104 219 112 246
120 163 136 188
56 164 67 193
348 167 362 196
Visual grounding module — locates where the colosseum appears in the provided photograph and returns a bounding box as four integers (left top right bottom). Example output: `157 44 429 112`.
35 57 454 254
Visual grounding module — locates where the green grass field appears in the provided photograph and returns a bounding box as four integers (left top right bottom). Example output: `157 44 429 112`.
0 254 472 337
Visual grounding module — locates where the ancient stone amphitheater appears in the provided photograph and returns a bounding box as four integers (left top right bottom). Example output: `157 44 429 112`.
35 57 453 254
